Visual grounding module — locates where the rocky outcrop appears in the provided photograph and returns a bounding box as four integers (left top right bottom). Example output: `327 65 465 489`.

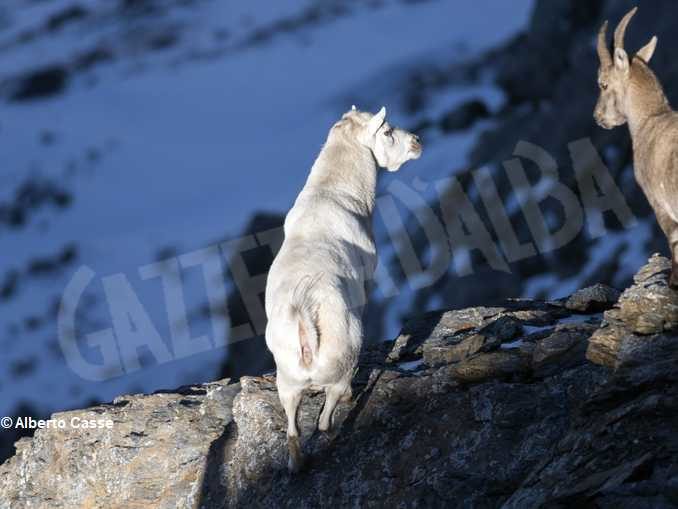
588 254 678 368
1 257 677 508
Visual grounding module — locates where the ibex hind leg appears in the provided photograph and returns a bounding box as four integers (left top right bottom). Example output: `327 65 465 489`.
277 378 305 473
670 227 678 289
671 254 678 290
318 381 351 433
287 435 304 474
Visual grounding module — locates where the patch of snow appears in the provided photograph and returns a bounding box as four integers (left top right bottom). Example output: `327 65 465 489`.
0 0 534 419
557 313 603 325
500 339 523 349
521 324 554 335
398 359 425 371
522 218 652 301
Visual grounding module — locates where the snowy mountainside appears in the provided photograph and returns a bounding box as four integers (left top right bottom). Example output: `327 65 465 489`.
0 0 533 458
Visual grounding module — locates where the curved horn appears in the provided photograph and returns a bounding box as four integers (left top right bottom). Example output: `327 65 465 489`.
366 106 386 135
614 6 638 50
597 20 612 66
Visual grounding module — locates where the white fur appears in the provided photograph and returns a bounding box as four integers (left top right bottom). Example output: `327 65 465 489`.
264 106 421 472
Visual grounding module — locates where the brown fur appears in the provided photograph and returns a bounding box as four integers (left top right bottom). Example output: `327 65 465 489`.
627 62 678 287
595 7 678 288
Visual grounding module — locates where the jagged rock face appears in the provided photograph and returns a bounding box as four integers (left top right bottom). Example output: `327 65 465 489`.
565 283 621 313
618 255 678 334
588 253 678 368
0 382 240 508
1 258 677 508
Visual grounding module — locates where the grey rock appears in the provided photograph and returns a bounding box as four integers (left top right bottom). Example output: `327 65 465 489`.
2 262 678 508
0 380 239 508
586 316 632 368
617 254 678 334
565 283 621 313
505 336 678 509
450 350 532 383
532 323 597 378
588 255 678 368
422 315 522 366
387 306 506 363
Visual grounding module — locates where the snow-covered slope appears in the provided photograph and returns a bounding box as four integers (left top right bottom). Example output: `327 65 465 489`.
0 0 533 426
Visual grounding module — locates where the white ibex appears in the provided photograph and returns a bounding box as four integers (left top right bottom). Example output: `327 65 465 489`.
595 6 678 287
265 106 422 472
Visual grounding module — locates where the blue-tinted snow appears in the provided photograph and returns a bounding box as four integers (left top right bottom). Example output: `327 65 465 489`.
0 0 533 418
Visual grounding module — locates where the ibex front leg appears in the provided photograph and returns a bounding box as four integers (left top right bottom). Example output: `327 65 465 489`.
653 209 678 289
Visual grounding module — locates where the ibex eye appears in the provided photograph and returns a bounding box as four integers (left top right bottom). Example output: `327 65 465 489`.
600 82 608 90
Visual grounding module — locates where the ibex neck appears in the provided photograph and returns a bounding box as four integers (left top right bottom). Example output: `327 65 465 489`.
627 59 671 138
307 137 377 215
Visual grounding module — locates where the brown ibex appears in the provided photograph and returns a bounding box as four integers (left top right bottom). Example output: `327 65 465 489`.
595 6 678 288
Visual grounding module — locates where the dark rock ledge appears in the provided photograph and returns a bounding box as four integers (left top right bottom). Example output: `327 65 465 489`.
1 256 677 508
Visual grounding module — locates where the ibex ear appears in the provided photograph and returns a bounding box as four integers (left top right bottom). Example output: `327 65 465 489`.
614 47 630 73
636 36 657 63
366 107 386 136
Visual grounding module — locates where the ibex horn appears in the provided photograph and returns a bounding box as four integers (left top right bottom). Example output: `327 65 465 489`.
614 6 638 50
597 20 612 66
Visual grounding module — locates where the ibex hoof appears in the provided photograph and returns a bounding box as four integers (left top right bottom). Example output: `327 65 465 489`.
287 436 305 474
670 271 678 290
